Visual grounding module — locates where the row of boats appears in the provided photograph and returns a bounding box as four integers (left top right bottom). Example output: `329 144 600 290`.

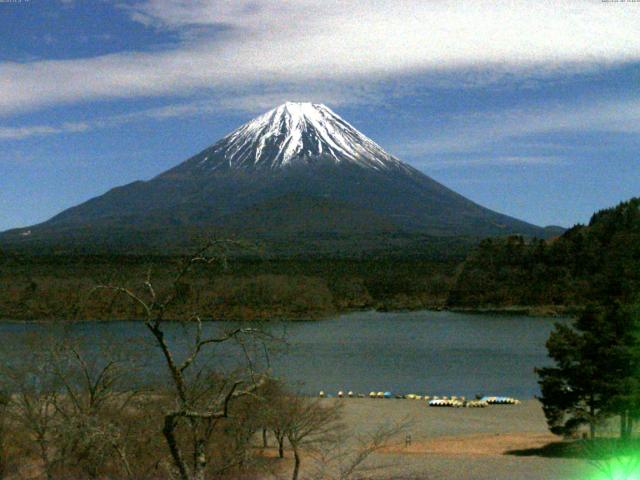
428 396 521 407
318 391 520 407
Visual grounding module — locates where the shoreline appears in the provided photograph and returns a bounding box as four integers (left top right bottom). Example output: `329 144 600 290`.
334 398 590 480
0 305 584 324
0 304 578 323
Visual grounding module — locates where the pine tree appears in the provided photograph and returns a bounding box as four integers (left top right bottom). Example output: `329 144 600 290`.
536 302 640 439
602 302 640 440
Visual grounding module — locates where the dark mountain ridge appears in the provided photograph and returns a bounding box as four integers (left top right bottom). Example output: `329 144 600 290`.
1 102 550 254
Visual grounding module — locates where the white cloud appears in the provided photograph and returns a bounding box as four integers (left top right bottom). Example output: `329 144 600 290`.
390 96 640 158
3 89 640 163
0 122 89 140
0 84 380 141
1 0 639 114
0 102 216 141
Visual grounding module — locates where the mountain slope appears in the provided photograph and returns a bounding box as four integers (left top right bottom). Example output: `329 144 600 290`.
1 102 549 253
188 102 412 171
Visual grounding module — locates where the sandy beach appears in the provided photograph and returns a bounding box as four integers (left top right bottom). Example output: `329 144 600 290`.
307 398 592 480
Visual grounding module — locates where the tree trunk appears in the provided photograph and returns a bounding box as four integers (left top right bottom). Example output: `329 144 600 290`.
0 424 6 480
278 436 284 458
193 439 207 480
262 427 268 448
0 445 5 480
38 439 54 480
163 416 191 480
113 442 135 480
621 411 633 441
589 400 596 440
620 410 629 440
291 447 301 480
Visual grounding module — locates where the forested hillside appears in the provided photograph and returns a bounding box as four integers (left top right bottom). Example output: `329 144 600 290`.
447 198 640 311
0 255 459 321
2 198 637 321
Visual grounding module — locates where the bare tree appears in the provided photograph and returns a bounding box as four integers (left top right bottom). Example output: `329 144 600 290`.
93 240 271 480
49 339 142 479
281 396 344 480
1 346 61 480
262 386 399 480
0 389 9 479
309 421 409 480
260 380 290 459
0 333 148 480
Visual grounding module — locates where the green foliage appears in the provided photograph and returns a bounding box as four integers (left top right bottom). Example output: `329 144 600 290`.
448 197 640 310
0 255 459 321
536 301 640 439
3 197 638 320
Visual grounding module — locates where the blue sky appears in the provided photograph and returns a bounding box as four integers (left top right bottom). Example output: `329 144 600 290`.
1 0 639 232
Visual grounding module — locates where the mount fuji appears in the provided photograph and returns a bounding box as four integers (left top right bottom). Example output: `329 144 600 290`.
2 102 550 253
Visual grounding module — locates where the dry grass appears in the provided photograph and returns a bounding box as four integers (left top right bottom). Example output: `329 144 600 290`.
327 399 591 480
382 432 560 456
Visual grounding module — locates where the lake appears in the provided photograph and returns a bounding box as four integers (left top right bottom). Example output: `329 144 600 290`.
0 310 564 399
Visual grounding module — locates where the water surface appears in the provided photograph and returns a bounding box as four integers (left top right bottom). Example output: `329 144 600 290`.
0 310 563 398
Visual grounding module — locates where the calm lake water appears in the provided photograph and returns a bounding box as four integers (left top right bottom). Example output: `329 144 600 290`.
0 310 564 399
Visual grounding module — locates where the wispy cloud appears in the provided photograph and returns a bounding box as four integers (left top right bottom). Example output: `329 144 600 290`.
0 84 382 141
390 96 640 158
1 0 639 115
0 122 90 140
3 88 640 162
0 103 214 141
415 155 568 170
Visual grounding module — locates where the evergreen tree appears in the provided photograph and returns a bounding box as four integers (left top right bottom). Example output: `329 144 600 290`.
537 309 608 438
603 302 640 440
536 302 640 439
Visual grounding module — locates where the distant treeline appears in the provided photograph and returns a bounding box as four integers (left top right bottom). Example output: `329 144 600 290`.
2 198 638 321
0 254 459 321
447 197 640 312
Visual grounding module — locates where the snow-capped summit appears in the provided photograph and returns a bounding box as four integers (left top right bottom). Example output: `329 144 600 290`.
195 102 409 172
4 101 549 252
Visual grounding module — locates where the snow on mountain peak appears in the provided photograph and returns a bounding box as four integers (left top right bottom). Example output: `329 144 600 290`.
201 102 409 171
